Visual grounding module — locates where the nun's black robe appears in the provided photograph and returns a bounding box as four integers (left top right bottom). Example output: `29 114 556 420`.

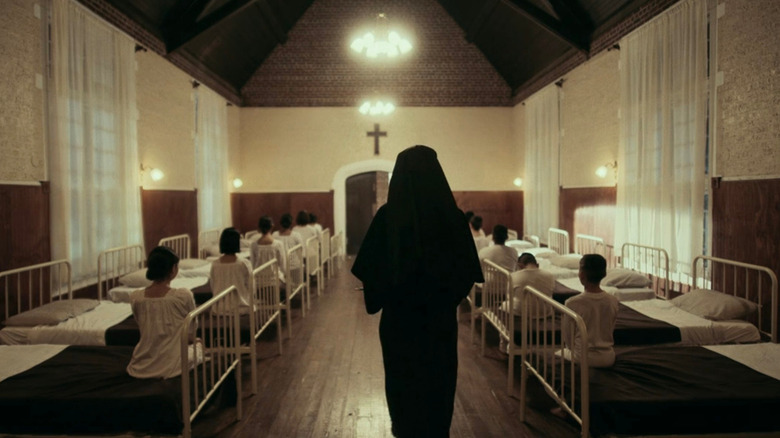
352 146 483 437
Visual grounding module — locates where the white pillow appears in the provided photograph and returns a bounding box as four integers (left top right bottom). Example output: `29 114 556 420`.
550 254 582 270
671 288 759 321
179 258 209 270
205 244 221 257
507 239 534 251
526 247 557 259
4 299 100 327
119 268 152 288
602 268 652 288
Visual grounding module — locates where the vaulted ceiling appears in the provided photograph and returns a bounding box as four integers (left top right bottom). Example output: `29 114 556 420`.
83 0 677 106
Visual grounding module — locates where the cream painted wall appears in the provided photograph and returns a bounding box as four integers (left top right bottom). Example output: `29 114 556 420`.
716 0 780 178
0 0 45 182
238 107 516 192
559 50 620 187
136 51 196 190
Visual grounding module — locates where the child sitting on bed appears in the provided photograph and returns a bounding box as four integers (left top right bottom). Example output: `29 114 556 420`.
564 254 619 368
211 227 254 313
127 246 197 379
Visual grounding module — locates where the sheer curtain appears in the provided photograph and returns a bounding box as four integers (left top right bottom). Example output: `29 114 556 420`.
195 87 230 232
615 0 707 278
524 84 560 243
49 0 142 285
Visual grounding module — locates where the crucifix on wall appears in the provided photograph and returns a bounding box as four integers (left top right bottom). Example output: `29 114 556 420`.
366 123 387 155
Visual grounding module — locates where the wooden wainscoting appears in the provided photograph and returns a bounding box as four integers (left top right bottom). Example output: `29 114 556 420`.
453 191 524 236
141 189 199 257
0 182 51 271
0 182 51 321
711 177 780 292
231 192 334 235
559 186 616 252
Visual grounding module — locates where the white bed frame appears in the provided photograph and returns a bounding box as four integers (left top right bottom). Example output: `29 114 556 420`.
305 236 323 297
321 228 332 280
283 243 307 336
97 244 146 300
478 259 521 393
181 285 243 438
1 260 72 322
159 234 192 260
518 285 593 438
574 234 605 256
248 259 283 391
691 255 778 343
198 228 222 259
548 228 570 255
330 231 345 271
620 243 671 299
508 228 519 241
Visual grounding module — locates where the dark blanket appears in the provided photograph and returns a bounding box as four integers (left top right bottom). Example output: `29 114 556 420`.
510 303 680 346
587 346 780 435
106 312 254 346
0 345 235 435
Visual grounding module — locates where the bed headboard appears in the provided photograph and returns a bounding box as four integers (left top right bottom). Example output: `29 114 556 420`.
547 228 570 255
158 234 191 260
620 243 671 299
197 228 222 259
692 255 778 343
97 244 146 300
574 234 605 256
1 260 72 322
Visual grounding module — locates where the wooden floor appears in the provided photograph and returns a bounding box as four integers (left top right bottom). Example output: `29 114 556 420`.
195 257 580 438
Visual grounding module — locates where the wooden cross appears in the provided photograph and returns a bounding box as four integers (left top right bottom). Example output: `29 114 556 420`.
366 123 387 156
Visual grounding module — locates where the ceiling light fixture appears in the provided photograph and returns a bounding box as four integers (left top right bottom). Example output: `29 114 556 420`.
359 100 396 115
350 13 412 58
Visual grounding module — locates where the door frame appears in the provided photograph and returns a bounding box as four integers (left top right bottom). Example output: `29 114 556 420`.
332 159 394 239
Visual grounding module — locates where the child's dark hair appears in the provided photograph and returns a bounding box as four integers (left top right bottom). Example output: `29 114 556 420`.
259 215 273 234
492 224 508 244
296 210 309 226
146 246 179 281
219 227 241 255
280 213 293 229
518 252 538 266
580 254 607 284
470 215 483 231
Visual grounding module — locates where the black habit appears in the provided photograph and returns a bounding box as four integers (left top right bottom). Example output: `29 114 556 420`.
352 145 484 437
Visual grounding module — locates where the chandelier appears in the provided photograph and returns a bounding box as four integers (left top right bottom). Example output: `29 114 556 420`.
350 13 412 58
358 100 396 115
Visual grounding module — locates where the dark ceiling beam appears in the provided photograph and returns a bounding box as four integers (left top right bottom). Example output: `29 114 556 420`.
257 0 287 44
164 0 261 53
502 0 590 53
546 0 594 35
466 0 500 43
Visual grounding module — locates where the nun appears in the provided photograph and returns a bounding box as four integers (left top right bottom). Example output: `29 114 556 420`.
352 145 483 437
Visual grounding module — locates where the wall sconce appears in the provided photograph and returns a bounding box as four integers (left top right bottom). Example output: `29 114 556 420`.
140 164 164 182
232 178 243 189
595 161 617 179
513 177 523 187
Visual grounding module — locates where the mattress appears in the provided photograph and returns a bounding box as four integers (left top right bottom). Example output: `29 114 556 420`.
556 276 656 301
108 276 210 303
0 344 236 435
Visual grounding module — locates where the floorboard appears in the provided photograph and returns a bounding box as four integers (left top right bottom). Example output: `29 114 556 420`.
195 257 579 437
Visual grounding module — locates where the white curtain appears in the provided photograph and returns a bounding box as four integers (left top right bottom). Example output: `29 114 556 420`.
615 0 708 278
195 87 231 232
49 0 142 285
524 84 560 243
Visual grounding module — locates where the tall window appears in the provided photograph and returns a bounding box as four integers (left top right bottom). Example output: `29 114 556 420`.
524 84 561 242
194 87 230 232
48 0 142 285
615 0 708 279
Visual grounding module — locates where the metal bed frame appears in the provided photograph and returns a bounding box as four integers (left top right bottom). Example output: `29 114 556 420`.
1 260 72 322
97 244 145 300
159 234 192 260
198 228 222 259
547 228 570 255
620 243 671 299
305 236 323 297
284 243 307 336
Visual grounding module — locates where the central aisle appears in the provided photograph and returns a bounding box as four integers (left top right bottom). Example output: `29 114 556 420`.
203 257 577 437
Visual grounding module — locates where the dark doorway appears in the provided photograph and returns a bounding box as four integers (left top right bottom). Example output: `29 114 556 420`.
346 171 389 255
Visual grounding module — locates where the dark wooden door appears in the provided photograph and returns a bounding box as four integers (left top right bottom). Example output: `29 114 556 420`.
346 171 388 255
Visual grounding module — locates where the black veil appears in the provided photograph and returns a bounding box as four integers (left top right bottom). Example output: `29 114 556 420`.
352 145 483 313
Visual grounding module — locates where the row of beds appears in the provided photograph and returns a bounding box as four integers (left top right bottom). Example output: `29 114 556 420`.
0 228 347 437
474 228 780 437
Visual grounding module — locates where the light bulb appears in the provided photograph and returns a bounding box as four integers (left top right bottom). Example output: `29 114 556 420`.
150 168 164 181
595 166 608 178
232 178 243 189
